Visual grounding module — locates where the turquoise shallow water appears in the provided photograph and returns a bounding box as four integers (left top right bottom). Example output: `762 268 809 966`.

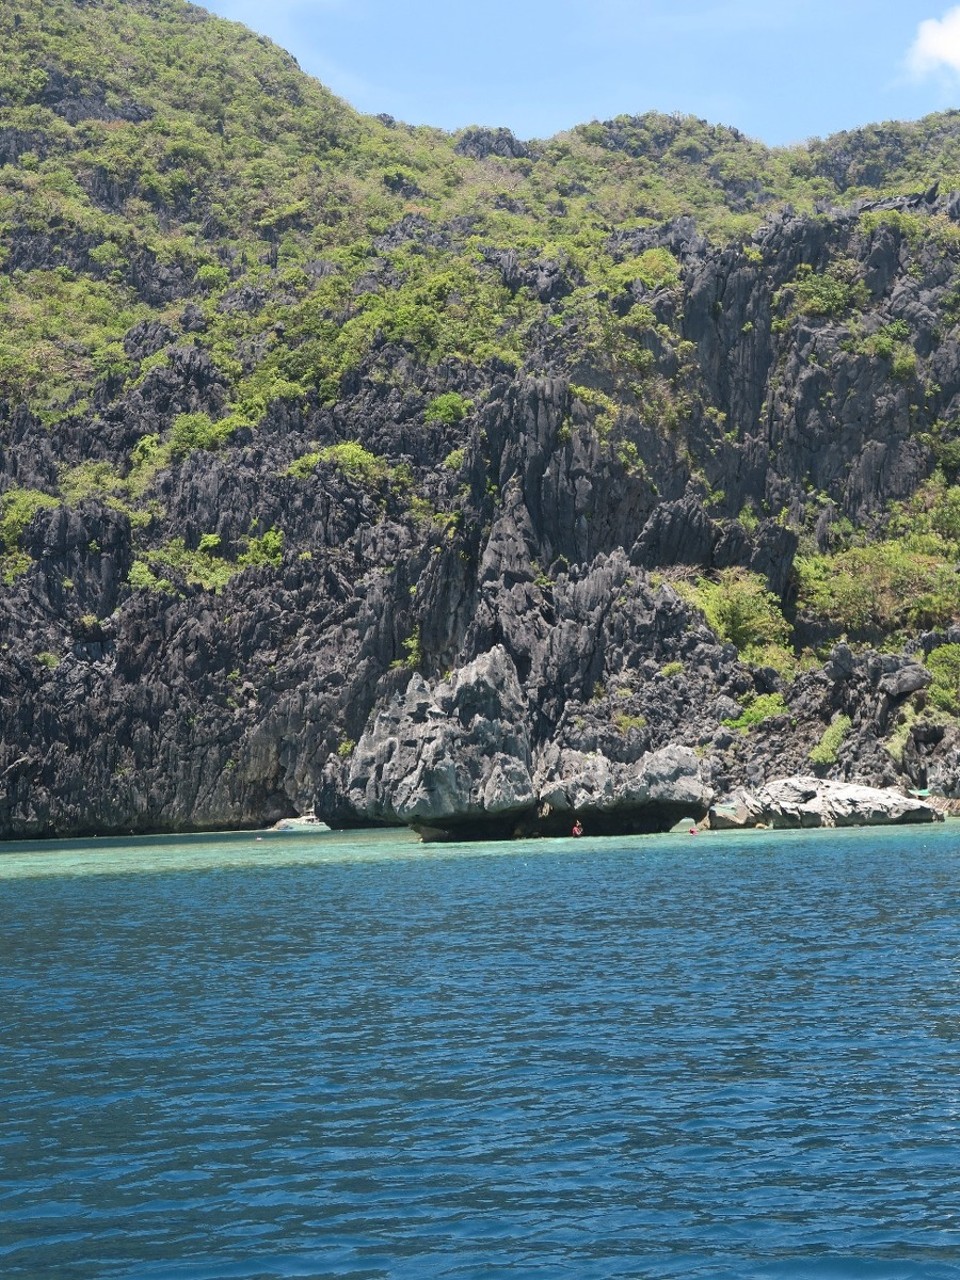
2 823 960 1279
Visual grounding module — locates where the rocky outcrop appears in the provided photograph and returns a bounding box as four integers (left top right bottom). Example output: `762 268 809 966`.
316 647 713 840
36 67 153 126
709 777 941 828
6 3 960 841
533 744 713 836
454 127 531 161
331 647 536 839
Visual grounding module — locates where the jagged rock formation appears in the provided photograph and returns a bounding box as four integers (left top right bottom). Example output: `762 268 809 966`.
709 777 941 828
316 646 712 839
5 1 960 837
533 744 712 837
324 647 536 839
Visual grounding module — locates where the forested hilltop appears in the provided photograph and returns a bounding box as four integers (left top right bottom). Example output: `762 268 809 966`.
5 0 960 836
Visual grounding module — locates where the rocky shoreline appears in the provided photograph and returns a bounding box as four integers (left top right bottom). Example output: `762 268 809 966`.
3 541 958 840
312 644 944 841
708 776 942 830
5 6 960 840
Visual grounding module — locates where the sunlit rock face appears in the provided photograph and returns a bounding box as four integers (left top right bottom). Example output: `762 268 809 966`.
710 777 942 829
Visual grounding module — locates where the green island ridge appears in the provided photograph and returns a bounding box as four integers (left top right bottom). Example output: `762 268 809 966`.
5 0 960 836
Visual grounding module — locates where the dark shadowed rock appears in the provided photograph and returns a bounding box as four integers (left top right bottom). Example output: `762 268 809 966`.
631 496 716 568
878 664 931 698
454 127 531 160
6 32 960 841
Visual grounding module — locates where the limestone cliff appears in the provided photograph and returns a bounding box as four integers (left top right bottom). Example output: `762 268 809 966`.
4 1 960 835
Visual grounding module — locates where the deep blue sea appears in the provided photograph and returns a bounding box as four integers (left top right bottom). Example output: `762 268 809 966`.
2 823 960 1279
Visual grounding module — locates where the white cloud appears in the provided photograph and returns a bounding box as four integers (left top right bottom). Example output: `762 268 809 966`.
908 6 960 78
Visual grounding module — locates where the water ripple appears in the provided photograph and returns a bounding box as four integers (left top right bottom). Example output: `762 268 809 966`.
2 826 960 1277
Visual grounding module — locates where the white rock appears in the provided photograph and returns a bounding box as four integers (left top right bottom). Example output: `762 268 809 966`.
345 646 535 827
534 744 712 816
711 776 941 829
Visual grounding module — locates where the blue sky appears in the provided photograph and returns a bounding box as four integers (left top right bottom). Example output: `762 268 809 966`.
202 0 960 146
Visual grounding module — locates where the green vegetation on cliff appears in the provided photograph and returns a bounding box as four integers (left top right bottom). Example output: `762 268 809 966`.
796 475 960 640
8 0 960 834
2 0 959 428
3 0 960 642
